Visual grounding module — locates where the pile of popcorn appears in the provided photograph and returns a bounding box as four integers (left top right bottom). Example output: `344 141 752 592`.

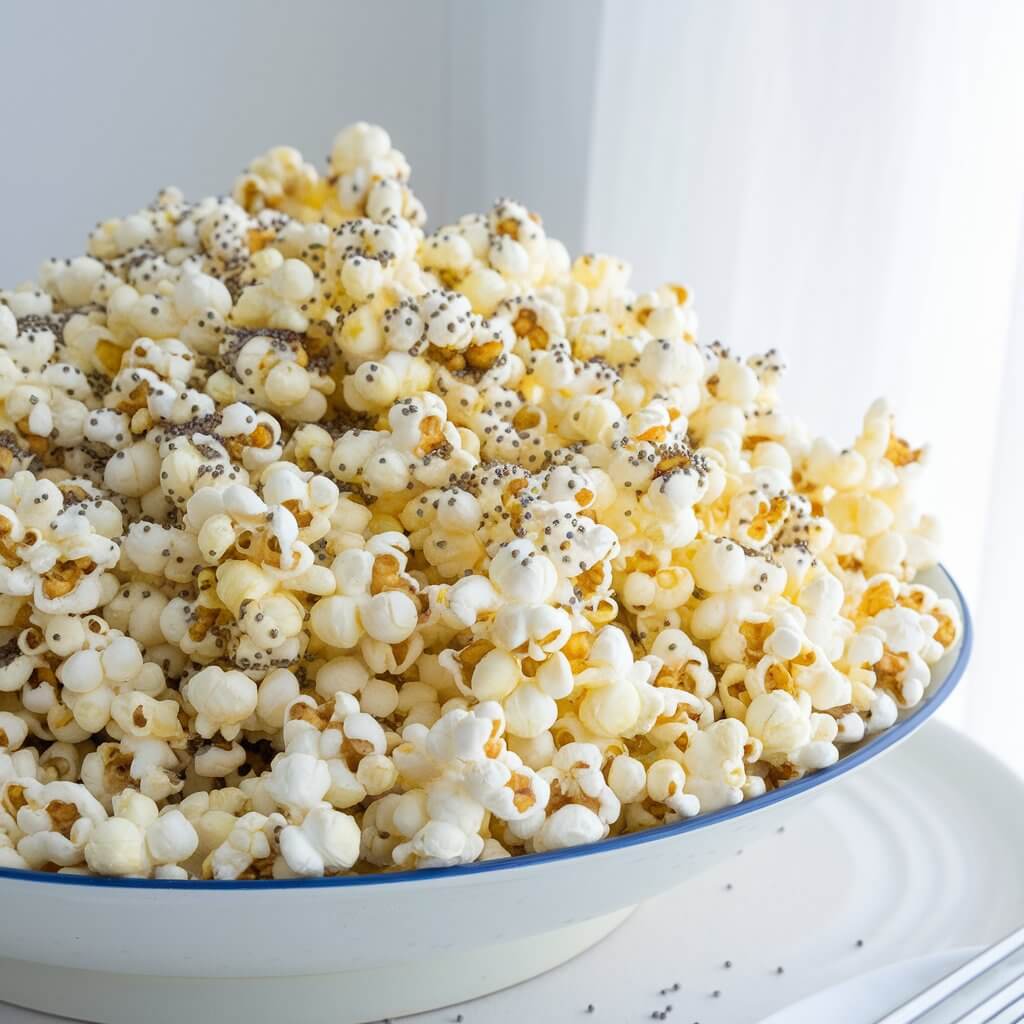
0 123 961 880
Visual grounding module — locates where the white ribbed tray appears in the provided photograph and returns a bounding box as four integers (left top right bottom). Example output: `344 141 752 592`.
395 718 1020 1024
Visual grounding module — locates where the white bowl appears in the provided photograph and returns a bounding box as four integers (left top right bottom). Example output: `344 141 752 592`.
0 566 971 1024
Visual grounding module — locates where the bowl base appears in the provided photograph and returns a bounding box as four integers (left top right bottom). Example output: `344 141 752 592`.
0 905 634 1023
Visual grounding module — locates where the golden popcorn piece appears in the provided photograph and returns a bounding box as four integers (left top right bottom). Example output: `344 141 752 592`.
885 434 922 467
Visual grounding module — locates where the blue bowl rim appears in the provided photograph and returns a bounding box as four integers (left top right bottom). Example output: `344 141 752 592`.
0 564 971 892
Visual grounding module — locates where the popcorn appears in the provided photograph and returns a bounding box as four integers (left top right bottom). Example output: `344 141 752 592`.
7 778 108 869
234 145 324 221
0 472 122 615
328 122 425 227
278 804 361 877
207 326 333 423
84 791 198 877
681 719 752 812
206 810 287 880
0 118 960 879
646 759 700 819
574 626 658 739
56 634 170 738
387 703 549 866
84 737 183 802
607 754 647 804
183 666 258 740
521 743 619 852
263 751 331 815
177 787 249 861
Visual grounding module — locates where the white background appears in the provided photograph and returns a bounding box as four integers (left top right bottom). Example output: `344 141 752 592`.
3 0 1023 765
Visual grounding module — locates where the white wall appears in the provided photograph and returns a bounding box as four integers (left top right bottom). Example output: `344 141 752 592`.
583 0 1024 744
0 0 603 285
442 0 604 252
586 0 1024 590
1 1 448 283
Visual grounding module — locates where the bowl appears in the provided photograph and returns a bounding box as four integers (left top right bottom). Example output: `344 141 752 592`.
0 565 971 1024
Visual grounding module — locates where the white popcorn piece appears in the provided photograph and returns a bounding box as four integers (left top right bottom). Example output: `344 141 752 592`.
574 626 657 739
184 666 258 741
278 804 361 877
56 630 175 739
80 737 183 809
207 810 287 880
682 719 751 812
510 742 619 851
646 759 700 819
607 754 647 804
11 779 108 869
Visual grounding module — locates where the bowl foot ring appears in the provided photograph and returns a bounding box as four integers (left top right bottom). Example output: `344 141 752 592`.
0 906 634 1024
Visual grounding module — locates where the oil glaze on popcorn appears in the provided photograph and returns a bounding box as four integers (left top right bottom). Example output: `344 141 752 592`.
0 121 962 882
